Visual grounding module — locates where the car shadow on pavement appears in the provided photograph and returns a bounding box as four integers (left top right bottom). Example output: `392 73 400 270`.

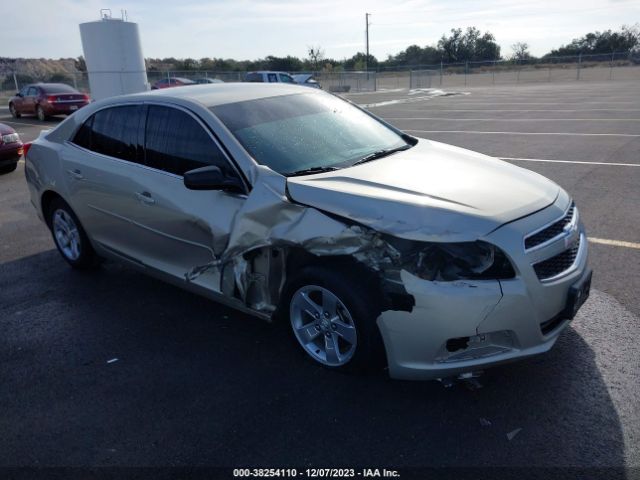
0 250 626 472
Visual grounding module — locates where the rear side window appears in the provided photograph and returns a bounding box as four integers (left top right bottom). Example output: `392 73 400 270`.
144 105 235 177
72 115 93 149
245 73 263 82
72 105 143 163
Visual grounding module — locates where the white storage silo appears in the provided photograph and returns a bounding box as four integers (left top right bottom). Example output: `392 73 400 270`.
80 11 149 100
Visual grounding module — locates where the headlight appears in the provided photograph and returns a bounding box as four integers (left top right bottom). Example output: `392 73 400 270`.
399 240 515 281
2 133 20 144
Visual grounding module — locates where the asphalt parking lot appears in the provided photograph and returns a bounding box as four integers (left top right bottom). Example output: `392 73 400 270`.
1 81 639 474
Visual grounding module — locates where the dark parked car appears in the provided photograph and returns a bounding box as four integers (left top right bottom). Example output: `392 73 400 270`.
194 78 224 84
292 74 321 89
151 77 196 89
9 83 90 121
0 123 23 173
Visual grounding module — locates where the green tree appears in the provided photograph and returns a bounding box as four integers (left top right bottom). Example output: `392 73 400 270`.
263 55 303 71
344 52 377 70
546 24 639 56
438 27 500 62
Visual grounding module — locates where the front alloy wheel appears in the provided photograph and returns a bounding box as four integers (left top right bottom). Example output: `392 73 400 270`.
290 285 358 367
9 103 20 118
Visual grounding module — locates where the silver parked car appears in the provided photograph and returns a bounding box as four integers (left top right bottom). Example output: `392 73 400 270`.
24 83 591 380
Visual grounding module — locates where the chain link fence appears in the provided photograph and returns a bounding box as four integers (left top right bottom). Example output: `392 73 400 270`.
386 51 640 89
2 52 639 100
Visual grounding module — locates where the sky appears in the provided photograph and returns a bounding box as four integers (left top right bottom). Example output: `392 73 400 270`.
3 0 639 61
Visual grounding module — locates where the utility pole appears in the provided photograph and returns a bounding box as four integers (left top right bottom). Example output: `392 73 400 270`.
365 13 371 73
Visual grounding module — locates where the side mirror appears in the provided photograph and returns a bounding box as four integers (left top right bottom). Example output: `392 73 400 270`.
16 92 22 97
183 165 244 193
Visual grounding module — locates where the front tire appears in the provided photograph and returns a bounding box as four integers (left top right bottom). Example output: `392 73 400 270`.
283 264 386 373
48 198 100 269
9 103 20 118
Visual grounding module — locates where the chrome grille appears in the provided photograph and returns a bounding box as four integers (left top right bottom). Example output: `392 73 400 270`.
525 203 575 250
533 237 580 281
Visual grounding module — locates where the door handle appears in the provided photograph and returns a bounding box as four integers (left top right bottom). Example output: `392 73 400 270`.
66 168 84 180
136 191 155 205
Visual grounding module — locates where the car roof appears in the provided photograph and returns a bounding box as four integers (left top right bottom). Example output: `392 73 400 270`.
121 82 314 107
29 83 77 90
248 71 288 75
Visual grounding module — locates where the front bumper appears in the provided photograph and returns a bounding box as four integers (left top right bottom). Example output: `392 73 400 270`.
377 195 590 381
0 144 22 165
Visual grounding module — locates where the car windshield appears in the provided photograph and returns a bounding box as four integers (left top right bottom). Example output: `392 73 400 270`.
210 93 409 175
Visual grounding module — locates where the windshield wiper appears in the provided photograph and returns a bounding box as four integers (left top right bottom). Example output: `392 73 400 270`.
352 144 412 166
287 165 339 177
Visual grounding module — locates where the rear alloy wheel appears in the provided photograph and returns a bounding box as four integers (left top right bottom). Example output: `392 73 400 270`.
48 198 101 269
36 105 46 121
9 103 20 118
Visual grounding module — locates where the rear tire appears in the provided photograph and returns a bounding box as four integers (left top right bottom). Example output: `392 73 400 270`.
9 103 20 118
47 197 101 269
282 264 386 373
36 105 46 121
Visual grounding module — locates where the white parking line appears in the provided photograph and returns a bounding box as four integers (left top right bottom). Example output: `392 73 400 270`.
589 238 640 250
500 157 640 167
407 129 640 137
387 117 640 122
422 101 638 105
381 108 640 113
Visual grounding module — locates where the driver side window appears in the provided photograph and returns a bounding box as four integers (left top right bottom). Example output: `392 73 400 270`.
19 86 29 97
144 105 238 179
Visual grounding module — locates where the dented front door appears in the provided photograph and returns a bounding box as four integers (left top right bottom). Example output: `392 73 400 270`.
124 168 244 284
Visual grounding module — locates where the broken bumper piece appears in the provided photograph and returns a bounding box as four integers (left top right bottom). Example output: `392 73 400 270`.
377 259 586 381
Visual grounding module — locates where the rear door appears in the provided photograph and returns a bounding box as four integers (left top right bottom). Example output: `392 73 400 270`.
62 104 148 261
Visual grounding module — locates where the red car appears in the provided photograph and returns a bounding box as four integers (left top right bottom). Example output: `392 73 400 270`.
9 83 90 121
151 77 196 89
0 123 23 174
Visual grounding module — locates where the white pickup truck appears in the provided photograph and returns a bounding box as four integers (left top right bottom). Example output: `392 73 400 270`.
245 71 296 84
245 71 321 89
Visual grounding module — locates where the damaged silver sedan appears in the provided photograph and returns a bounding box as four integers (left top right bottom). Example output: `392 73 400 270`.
24 83 591 380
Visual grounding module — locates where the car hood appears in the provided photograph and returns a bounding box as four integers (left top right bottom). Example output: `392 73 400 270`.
286 139 560 242
0 123 16 135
